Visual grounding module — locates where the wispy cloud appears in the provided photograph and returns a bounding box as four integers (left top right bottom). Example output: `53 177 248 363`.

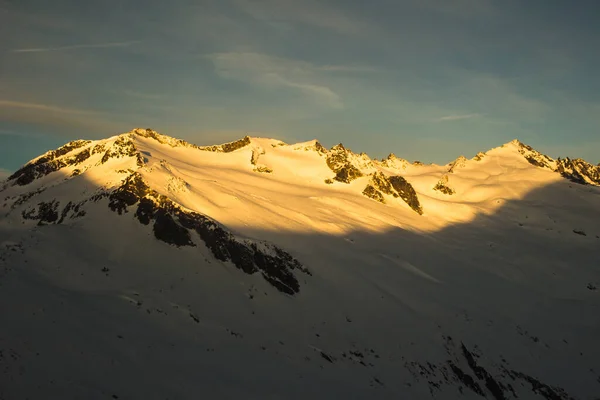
207 52 344 109
0 99 130 137
10 41 140 53
0 128 43 138
435 113 480 122
0 100 101 115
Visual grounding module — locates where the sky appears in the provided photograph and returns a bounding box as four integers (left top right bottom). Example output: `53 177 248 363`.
1 0 599 172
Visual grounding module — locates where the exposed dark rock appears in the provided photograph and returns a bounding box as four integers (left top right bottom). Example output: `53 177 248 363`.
320 351 335 363
101 136 142 165
573 229 587 236
516 141 600 186
182 210 309 294
22 200 60 225
448 361 485 396
9 140 92 186
334 164 363 183
197 136 252 153
556 157 600 185
21 198 88 225
130 128 252 154
448 156 467 173
515 141 556 170
71 148 91 164
254 166 273 174
135 128 175 144
325 144 364 183
413 337 577 400
189 312 199 323
504 369 574 400
314 141 327 154
91 143 106 155
389 176 423 215
370 172 396 196
433 175 455 195
12 188 46 209
109 173 150 214
360 172 423 214
473 152 486 161
362 185 385 203
58 202 74 224
324 179 333 185
433 182 455 195
105 172 309 294
460 343 506 400
250 149 262 166
153 210 194 246
135 198 155 225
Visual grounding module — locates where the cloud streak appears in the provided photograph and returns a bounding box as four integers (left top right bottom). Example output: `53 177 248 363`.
10 41 140 53
435 113 481 122
0 99 131 138
208 52 344 109
0 100 101 115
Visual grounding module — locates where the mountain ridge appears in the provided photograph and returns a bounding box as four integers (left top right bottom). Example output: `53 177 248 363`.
2 128 599 294
2 129 600 235
1 128 600 399
4 128 599 188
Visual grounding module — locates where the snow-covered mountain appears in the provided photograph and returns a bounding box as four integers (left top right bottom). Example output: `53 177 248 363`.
1 128 599 399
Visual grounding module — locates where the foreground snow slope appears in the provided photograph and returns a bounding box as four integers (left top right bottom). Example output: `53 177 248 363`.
0 129 599 399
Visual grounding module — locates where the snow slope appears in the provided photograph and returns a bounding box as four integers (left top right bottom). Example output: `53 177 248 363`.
0 128 599 399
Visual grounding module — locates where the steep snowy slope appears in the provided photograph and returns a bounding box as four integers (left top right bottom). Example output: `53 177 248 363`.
1 129 599 400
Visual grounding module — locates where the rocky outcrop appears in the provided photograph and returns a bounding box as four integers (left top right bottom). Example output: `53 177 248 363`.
108 173 310 295
405 336 576 400
8 140 92 186
131 128 252 154
314 141 327 154
514 140 600 186
514 141 555 170
555 157 600 185
389 176 423 215
100 136 144 166
250 147 273 173
197 136 252 153
448 156 468 173
473 152 486 161
254 166 273 173
326 144 364 183
20 196 94 225
362 185 385 203
433 175 455 195
11 188 46 209
91 143 107 155
379 153 409 170
292 140 328 155
361 172 423 214
131 128 189 148
21 200 60 225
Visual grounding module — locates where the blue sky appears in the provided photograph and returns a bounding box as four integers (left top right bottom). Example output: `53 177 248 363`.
1 0 599 174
